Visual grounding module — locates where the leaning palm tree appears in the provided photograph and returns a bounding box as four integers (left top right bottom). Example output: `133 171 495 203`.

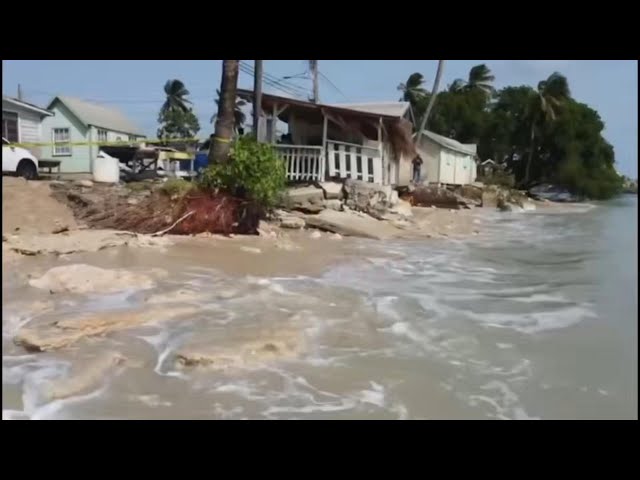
450 64 495 97
523 72 571 185
161 79 191 115
415 60 445 144
398 73 428 105
210 60 240 165
211 89 247 133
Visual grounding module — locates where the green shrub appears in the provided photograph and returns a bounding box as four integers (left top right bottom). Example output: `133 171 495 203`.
200 136 286 209
556 155 623 200
160 178 194 197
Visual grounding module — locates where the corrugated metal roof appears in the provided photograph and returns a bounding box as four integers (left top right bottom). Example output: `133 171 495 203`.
49 96 144 136
418 130 477 156
330 101 410 118
3 96 53 116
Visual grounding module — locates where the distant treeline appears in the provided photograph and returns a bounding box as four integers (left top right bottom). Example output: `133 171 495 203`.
399 65 623 199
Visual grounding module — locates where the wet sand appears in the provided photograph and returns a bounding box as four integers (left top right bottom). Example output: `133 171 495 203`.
6 177 615 420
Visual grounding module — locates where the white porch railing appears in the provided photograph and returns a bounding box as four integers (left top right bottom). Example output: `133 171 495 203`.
327 141 383 184
274 140 384 184
274 145 324 182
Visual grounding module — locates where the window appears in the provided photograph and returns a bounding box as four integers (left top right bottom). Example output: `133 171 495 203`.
97 129 108 142
53 128 71 156
2 111 19 142
128 135 137 142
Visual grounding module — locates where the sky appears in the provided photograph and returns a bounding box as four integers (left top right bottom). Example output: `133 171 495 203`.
3 60 637 177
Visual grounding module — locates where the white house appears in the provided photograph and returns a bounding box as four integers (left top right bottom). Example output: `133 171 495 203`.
41 96 146 173
2 96 53 158
415 130 478 186
237 89 418 186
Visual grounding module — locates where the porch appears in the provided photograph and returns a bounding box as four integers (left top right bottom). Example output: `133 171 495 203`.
274 140 384 184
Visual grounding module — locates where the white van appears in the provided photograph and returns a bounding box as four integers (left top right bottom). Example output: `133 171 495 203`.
2 137 39 180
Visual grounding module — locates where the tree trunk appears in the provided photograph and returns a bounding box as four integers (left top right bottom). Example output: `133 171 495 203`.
210 60 240 165
524 121 535 185
415 60 445 145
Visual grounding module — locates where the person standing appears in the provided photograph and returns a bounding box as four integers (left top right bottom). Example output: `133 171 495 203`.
412 155 423 184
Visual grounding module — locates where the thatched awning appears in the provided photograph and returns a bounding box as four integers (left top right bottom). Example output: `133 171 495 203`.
237 89 417 159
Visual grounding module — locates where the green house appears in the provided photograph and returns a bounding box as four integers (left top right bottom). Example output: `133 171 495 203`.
41 96 146 173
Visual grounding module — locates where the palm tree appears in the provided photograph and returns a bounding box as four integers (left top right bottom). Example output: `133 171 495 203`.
523 72 571 185
415 60 445 143
210 60 240 165
161 79 191 115
398 73 428 105
450 64 495 96
210 89 247 133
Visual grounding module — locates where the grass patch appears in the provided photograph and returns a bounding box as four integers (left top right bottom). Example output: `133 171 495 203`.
159 178 195 197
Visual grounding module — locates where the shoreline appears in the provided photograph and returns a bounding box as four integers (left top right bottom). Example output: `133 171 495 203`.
2 176 592 279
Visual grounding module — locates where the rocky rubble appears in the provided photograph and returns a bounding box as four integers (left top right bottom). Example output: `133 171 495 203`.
410 185 475 209
282 186 326 213
175 328 305 370
45 351 126 400
4 230 171 256
29 263 167 294
304 209 402 240
14 304 199 352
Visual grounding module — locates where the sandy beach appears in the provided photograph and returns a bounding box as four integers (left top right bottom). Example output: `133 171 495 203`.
4 176 610 420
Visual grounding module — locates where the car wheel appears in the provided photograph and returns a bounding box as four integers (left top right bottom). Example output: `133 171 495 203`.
16 160 38 180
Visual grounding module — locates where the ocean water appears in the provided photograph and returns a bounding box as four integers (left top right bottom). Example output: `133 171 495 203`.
2 197 637 419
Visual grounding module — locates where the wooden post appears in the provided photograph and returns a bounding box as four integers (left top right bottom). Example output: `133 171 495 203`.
378 117 386 185
310 60 319 103
321 113 328 181
271 103 277 143
253 60 263 139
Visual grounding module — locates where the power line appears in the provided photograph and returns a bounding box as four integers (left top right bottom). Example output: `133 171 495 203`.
239 61 308 98
239 63 300 97
319 72 348 101
240 61 307 91
239 63 306 98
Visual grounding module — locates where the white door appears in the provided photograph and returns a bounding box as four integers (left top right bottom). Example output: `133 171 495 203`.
2 138 20 172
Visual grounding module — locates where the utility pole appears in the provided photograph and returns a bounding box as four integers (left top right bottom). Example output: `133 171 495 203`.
253 60 263 139
309 60 319 103
17 84 23 101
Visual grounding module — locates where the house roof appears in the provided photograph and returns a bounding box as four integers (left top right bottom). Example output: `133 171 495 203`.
417 130 478 156
2 96 53 116
236 89 411 122
47 96 145 136
328 101 411 119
